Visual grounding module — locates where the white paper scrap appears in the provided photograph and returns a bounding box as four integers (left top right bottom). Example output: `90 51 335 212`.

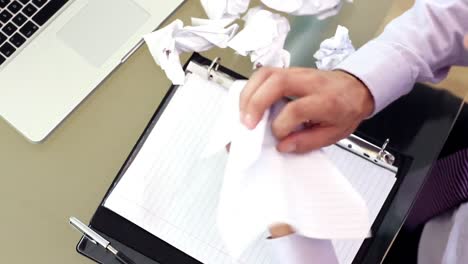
144 19 239 85
228 7 291 68
314 25 355 70
261 0 352 19
200 0 250 20
205 80 370 257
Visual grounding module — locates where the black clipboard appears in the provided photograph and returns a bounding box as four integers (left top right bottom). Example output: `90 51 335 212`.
76 53 412 264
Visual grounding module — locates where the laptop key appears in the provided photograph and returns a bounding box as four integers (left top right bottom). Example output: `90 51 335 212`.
0 42 15 57
0 10 13 23
0 32 7 44
22 3 37 17
32 0 68 26
0 0 11 8
9 32 25 47
19 21 37 37
32 0 46 7
18 0 29 4
2 22 17 36
0 54 5 65
12 13 27 26
7 1 23 14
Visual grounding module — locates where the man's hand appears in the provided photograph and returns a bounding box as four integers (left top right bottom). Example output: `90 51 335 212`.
239 67 374 153
464 35 468 49
269 223 295 239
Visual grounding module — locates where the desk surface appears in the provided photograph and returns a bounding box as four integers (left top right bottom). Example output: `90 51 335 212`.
1 1 467 264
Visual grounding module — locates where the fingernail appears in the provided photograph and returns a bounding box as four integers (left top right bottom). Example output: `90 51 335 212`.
283 143 296 153
242 114 256 129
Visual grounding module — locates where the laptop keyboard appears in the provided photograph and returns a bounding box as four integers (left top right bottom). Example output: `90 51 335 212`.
0 0 68 66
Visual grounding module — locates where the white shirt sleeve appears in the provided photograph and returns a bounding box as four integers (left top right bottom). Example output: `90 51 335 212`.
267 234 339 264
336 0 468 114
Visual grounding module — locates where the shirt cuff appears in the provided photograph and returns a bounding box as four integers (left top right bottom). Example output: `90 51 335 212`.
268 234 339 264
335 40 417 115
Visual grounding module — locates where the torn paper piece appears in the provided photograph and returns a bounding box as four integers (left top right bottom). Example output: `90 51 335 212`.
190 16 236 28
314 25 355 70
176 20 239 51
144 19 239 85
315 1 344 19
251 48 291 70
200 0 250 20
261 0 351 19
208 80 370 257
144 20 186 85
228 7 291 68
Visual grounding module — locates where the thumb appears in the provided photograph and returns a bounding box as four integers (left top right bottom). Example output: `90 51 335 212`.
277 126 343 153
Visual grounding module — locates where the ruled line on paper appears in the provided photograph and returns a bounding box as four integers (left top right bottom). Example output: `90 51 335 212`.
104 73 397 264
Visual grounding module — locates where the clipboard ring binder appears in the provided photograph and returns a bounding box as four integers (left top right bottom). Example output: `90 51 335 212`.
185 58 236 89
207 57 221 80
337 135 397 172
378 139 390 157
377 139 395 165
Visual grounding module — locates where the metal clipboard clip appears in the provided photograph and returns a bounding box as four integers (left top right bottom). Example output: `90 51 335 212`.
336 135 398 173
186 56 398 172
185 57 235 89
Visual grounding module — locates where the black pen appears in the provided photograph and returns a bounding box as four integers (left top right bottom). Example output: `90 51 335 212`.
69 217 136 264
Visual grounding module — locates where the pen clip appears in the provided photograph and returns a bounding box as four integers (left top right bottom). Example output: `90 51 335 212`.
84 235 98 245
69 216 110 248
69 220 98 245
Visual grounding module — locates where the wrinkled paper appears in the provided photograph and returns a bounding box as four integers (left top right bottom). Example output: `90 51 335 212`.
204 80 370 257
314 25 355 70
200 0 250 20
146 1 356 83
144 19 238 85
261 0 352 19
201 0 352 19
228 7 291 68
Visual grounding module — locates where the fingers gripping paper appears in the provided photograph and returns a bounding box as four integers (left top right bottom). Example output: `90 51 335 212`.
104 73 395 264
209 81 370 257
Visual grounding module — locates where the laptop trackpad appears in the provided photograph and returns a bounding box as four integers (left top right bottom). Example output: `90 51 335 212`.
57 0 150 67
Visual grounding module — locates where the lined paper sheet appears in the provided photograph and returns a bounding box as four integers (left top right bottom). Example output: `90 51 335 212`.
323 146 397 264
104 73 397 264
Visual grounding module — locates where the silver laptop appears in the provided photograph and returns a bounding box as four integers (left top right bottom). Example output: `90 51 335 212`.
0 0 184 142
